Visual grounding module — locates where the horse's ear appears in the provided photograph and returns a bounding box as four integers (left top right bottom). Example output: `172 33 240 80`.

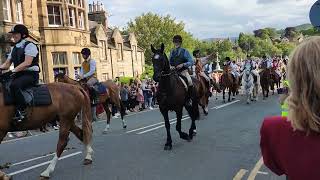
151 44 156 53
160 43 165 53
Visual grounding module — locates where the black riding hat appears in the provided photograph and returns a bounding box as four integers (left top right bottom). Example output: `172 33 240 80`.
9 24 29 38
173 35 183 43
81 48 91 56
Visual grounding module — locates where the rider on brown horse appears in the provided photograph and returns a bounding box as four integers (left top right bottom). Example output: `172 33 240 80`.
78 48 99 104
223 57 240 85
193 50 215 94
169 35 194 105
0 24 40 123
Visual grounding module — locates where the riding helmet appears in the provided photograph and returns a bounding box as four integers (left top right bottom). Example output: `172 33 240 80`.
81 48 91 56
193 50 200 57
9 24 29 38
173 35 183 43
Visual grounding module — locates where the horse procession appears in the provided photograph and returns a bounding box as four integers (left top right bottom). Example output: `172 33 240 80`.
0 25 288 179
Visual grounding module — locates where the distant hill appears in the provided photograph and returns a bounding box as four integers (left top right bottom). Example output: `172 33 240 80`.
203 37 238 42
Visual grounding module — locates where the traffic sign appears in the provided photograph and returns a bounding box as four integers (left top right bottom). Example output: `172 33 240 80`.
310 0 320 27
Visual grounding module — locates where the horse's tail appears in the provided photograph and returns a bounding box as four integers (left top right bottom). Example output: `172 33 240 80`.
79 87 93 145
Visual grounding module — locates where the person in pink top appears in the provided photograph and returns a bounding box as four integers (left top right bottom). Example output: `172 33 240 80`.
260 36 320 180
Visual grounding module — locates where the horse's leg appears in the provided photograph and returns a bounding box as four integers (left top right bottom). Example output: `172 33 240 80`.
176 108 190 141
228 88 231 102
161 109 172 150
70 124 93 165
115 100 127 129
0 131 7 144
222 88 226 103
41 118 71 178
103 102 111 133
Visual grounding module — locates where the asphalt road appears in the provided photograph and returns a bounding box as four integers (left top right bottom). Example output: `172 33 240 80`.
0 94 287 180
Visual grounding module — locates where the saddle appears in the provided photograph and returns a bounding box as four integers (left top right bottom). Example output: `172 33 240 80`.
93 82 108 95
177 74 188 90
2 80 52 106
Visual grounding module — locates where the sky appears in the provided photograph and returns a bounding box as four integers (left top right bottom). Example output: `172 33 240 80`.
89 0 316 39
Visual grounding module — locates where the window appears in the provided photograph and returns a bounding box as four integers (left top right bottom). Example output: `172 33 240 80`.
3 0 11 21
52 52 67 65
100 40 107 60
102 73 109 81
119 72 125 77
16 0 23 23
117 43 123 61
68 8 75 27
72 52 81 65
53 68 68 76
47 5 62 26
78 0 83 7
78 11 84 29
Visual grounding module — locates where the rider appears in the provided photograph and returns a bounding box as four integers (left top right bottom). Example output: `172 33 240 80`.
259 55 272 71
241 55 258 80
0 24 40 123
169 35 194 105
78 48 99 104
192 50 214 85
224 57 240 84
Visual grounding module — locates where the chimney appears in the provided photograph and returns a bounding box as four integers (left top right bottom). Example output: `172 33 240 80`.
89 4 92 13
92 1 96 12
88 2 109 29
97 1 101 11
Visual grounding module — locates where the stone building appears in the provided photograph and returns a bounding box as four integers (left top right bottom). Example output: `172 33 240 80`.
0 0 145 83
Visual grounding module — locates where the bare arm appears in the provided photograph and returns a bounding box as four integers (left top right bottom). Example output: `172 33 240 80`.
0 60 12 70
12 55 33 72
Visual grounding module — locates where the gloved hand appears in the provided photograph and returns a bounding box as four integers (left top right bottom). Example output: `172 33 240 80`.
176 64 184 69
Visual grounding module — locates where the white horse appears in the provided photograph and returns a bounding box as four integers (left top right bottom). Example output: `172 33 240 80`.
242 66 259 104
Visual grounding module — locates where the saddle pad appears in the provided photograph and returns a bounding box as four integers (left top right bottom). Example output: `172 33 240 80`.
95 83 107 94
3 85 52 106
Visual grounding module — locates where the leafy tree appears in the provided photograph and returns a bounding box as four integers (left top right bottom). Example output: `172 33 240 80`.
126 12 196 64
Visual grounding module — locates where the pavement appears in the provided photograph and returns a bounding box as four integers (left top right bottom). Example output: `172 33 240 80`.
0 94 287 180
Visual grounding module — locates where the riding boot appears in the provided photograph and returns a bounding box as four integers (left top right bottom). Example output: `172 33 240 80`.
90 88 99 105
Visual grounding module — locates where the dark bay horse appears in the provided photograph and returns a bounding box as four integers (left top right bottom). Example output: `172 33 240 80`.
151 44 200 150
54 74 126 133
220 65 238 102
260 68 272 99
270 69 281 94
0 73 93 179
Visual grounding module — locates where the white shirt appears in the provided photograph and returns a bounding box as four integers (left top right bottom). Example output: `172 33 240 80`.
7 39 38 60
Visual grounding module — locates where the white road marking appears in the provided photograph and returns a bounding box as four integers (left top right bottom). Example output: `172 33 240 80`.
211 100 240 109
126 115 189 134
233 169 248 180
137 117 190 134
7 151 82 176
257 171 268 175
247 157 264 180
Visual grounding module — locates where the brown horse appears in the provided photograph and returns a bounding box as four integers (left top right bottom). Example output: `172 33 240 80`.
0 73 93 179
54 74 126 133
270 69 281 94
220 65 238 102
259 68 272 99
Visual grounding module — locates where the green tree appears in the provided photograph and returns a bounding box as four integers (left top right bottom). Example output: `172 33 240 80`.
275 42 296 56
126 12 196 64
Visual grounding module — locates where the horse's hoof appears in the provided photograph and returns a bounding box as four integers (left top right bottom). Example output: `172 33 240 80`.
123 125 127 129
102 130 108 134
83 159 93 165
164 144 172 151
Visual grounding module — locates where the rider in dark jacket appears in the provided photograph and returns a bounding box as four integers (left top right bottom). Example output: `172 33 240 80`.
0 24 40 123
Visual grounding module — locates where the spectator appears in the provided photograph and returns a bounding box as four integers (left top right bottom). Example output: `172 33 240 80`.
260 37 320 180
136 84 144 111
120 83 129 114
129 84 137 112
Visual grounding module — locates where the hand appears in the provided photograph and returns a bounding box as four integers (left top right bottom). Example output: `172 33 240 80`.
176 64 184 69
170 66 176 71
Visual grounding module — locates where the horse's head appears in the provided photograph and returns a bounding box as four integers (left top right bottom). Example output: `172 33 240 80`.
54 72 67 83
151 43 170 82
